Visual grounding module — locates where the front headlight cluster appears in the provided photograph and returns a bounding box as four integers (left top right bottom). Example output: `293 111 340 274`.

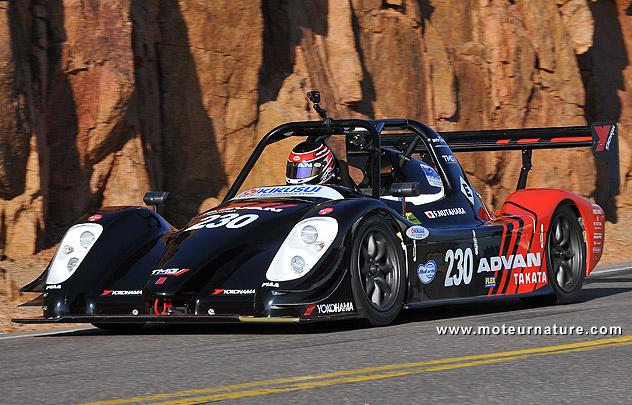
266 217 338 281
46 223 104 284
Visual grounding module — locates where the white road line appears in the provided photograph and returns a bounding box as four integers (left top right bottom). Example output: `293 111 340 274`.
0 326 94 340
591 262 632 276
591 267 632 275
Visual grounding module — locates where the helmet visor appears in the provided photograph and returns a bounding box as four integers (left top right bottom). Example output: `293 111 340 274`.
286 162 321 181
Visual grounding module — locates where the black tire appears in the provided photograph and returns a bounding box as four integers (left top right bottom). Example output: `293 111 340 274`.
522 204 586 306
349 215 406 326
547 204 586 303
92 323 146 332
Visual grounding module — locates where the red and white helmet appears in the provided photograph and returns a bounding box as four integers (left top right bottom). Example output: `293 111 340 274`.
286 142 336 185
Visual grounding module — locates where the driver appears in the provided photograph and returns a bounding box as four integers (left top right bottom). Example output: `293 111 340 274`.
286 141 337 185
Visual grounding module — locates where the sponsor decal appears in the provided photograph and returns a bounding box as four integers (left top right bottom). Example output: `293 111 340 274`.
472 230 479 255
444 248 473 287
239 185 321 197
421 163 443 188
292 155 301 161
406 226 429 240
206 203 297 215
316 302 354 314
304 305 316 316
593 247 602 253
212 289 255 295
485 276 496 288
417 260 437 284
87 214 102 222
304 303 354 316
319 207 334 215
46 284 62 290
261 282 280 288
442 154 457 164
594 125 615 152
460 176 475 205
101 290 142 296
406 212 422 224
208 308 216 315
592 203 604 233
185 213 260 232
234 185 343 200
425 207 466 218
152 268 190 276
155 277 167 285
513 271 547 285
477 253 541 273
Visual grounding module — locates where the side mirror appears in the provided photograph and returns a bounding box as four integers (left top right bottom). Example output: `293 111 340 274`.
388 182 421 197
143 191 170 210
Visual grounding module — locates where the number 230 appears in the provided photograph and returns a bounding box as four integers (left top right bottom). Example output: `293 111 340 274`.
444 248 473 287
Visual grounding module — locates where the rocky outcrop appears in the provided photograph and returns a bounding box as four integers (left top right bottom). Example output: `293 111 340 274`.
0 0 630 261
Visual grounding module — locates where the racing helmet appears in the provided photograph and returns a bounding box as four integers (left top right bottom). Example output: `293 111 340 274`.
286 141 336 185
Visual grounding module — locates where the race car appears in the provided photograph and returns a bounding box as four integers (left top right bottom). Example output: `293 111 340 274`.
14 92 619 329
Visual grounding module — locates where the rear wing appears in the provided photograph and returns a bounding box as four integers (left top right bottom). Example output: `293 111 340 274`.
436 122 620 194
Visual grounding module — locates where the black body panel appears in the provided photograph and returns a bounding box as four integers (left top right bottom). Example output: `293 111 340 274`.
14 116 607 326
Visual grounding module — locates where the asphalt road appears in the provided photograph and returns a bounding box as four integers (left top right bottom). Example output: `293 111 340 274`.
1 263 631 405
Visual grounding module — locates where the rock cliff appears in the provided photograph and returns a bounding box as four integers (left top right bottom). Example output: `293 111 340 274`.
0 0 630 262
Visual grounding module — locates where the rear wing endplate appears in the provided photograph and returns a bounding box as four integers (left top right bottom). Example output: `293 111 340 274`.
437 121 620 194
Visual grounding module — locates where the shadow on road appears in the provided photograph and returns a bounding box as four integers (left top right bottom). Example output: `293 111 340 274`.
34 271 632 338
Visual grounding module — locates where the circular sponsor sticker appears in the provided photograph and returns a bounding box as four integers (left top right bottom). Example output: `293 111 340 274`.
319 207 334 215
417 261 437 284
87 214 102 222
405 225 429 240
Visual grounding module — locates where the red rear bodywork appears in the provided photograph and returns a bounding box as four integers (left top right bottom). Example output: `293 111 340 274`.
498 189 604 277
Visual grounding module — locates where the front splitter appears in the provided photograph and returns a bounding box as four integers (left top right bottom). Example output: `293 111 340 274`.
12 313 364 324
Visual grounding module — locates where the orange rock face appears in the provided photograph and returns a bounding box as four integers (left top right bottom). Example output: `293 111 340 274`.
0 0 630 262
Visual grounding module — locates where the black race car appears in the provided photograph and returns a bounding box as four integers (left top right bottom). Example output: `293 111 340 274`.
14 93 619 329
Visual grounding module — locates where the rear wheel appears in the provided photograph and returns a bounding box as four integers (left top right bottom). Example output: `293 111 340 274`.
349 215 406 326
547 204 586 303
521 204 585 306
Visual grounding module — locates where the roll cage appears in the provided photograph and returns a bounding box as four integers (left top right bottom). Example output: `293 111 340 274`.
223 112 619 203
222 119 451 202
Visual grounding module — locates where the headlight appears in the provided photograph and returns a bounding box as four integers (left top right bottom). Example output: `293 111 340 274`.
67 257 80 272
291 256 306 274
300 225 318 244
46 223 104 284
79 231 95 248
266 217 338 281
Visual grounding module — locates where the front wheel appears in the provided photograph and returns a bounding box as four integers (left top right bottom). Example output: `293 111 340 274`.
349 215 406 326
